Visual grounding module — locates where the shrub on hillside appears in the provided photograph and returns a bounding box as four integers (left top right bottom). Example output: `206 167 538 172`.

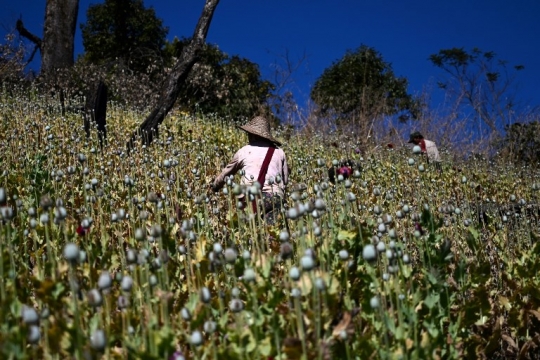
0 33 26 86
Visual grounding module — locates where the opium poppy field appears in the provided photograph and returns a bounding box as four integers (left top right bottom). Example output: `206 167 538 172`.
0 91 539 360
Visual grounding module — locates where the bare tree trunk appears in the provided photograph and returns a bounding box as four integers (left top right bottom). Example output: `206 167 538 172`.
127 0 220 149
41 0 79 75
84 80 108 148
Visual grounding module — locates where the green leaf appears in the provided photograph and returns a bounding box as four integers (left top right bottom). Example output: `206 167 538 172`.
466 228 479 252
258 336 272 357
424 293 440 310
52 282 66 300
337 229 357 242
468 227 479 241
424 321 439 338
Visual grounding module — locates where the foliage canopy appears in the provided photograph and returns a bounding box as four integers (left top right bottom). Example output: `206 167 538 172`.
497 121 540 164
164 38 275 122
0 33 25 84
80 0 169 74
310 45 419 125
80 1 273 122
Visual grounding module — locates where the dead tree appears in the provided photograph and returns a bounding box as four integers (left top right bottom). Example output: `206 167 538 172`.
16 0 79 117
15 0 79 75
84 80 108 148
42 0 79 74
127 0 220 149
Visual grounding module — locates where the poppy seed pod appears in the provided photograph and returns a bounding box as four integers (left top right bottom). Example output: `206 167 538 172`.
126 249 137 263
63 243 80 264
280 242 294 260
224 248 237 263
403 254 411 264
181 307 191 320
315 277 326 291
231 287 241 298
200 287 211 303
28 207 37 217
97 271 112 291
21 305 39 325
0 188 6 205
291 287 302 298
39 213 49 224
243 268 256 282
289 266 301 281
90 329 107 351
87 289 103 307
338 249 349 260
287 207 299 220
27 325 41 344
229 298 244 313
213 242 223 254
0 206 14 220
300 255 315 271
204 320 217 334
121 276 133 292
362 244 377 262
370 296 380 309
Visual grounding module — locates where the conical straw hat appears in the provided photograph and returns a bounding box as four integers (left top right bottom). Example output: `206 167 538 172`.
238 116 282 146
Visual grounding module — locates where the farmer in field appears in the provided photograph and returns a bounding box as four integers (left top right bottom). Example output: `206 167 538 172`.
408 131 442 171
328 159 361 184
212 116 288 224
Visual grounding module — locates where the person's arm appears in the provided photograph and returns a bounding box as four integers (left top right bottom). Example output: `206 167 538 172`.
212 151 243 192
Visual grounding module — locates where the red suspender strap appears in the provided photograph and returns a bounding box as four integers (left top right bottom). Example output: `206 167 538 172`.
419 139 428 163
252 146 275 213
420 139 427 153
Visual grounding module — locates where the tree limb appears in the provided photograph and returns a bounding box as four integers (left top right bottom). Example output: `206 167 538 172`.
127 0 220 149
16 19 42 49
26 44 40 66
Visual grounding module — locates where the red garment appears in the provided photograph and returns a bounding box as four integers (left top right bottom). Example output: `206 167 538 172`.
419 139 427 153
337 166 352 179
252 146 276 213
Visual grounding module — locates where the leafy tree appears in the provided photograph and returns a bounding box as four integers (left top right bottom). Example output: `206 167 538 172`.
496 121 540 164
310 45 419 126
0 33 26 84
429 47 525 137
80 0 168 74
164 38 274 121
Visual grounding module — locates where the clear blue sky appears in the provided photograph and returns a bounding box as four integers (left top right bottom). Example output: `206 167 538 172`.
2 0 540 112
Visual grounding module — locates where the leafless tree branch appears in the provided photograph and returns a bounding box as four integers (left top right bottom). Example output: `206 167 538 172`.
127 0 220 149
15 19 42 49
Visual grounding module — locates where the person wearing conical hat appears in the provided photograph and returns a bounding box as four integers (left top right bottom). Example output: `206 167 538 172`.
212 116 289 224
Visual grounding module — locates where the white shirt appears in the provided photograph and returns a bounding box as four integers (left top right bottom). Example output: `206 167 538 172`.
213 141 289 196
423 139 441 162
